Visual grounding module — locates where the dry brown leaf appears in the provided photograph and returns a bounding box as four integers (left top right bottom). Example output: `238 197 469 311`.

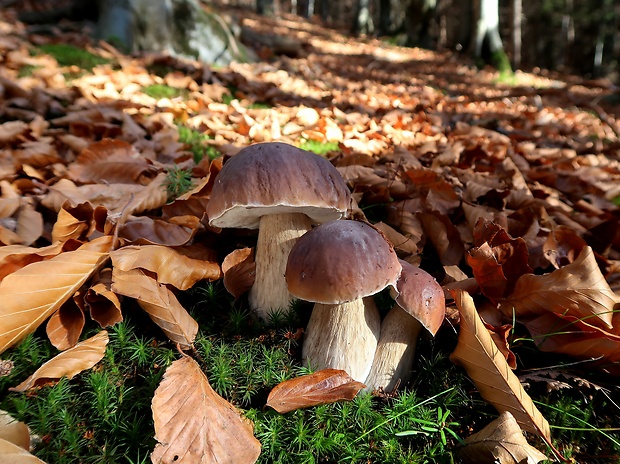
46 302 85 351
222 247 255 299
449 290 553 447
0 236 112 355
81 269 123 328
67 139 160 185
500 246 619 330
51 202 107 243
118 216 199 246
110 244 221 291
0 410 29 450
458 411 547 464
266 369 365 414
10 331 109 392
112 268 197 348
0 438 46 463
0 242 67 282
151 356 261 464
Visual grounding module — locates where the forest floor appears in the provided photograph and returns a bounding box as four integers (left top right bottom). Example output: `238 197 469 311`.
0 3 620 464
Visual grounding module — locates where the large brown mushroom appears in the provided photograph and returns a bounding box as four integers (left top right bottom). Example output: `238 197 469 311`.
206 142 350 319
364 259 445 392
285 220 402 383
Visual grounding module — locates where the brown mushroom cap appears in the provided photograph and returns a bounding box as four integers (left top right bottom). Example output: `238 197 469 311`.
206 142 351 229
391 259 445 336
286 220 402 304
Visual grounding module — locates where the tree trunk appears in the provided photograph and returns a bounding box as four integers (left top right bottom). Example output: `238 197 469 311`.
352 0 374 35
511 0 521 69
96 0 251 65
405 0 437 49
471 0 510 72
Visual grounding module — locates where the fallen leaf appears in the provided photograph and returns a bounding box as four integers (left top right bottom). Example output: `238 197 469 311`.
266 369 365 414
10 331 109 392
112 268 197 348
0 438 46 463
500 246 619 330
458 411 547 464
80 269 123 328
46 302 85 351
151 356 261 464
0 410 29 450
110 244 221 291
449 290 553 447
222 247 255 299
0 236 112 355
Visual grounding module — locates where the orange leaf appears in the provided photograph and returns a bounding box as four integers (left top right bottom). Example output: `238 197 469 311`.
222 247 255 299
450 290 552 445
10 331 109 392
266 369 365 414
151 356 261 464
46 302 85 351
110 244 221 291
80 269 123 328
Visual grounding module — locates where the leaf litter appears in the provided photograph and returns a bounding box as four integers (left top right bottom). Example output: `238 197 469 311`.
0 3 619 463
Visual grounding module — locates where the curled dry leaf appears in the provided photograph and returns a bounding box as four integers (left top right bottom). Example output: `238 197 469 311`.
151 356 261 464
222 247 255 299
500 246 619 330
46 302 85 351
458 411 547 464
449 290 555 452
266 369 365 414
112 268 197 348
110 244 221 291
0 236 112 355
80 268 122 328
118 216 199 246
51 202 107 243
10 330 109 392
0 409 30 450
0 438 46 464
0 242 66 282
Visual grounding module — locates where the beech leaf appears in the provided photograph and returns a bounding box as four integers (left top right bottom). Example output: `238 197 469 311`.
266 369 366 414
0 438 46 463
222 247 255 299
110 244 221 291
500 246 619 330
0 410 30 450
46 302 85 351
151 356 261 464
0 237 112 355
112 268 197 348
449 290 553 447
458 411 548 464
10 330 109 392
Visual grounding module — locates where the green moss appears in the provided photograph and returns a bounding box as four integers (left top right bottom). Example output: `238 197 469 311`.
142 83 187 100
34 43 110 70
177 125 221 163
298 139 340 156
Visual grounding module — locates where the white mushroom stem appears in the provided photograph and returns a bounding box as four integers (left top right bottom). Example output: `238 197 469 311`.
249 212 312 319
302 297 380 383
364 305 423 392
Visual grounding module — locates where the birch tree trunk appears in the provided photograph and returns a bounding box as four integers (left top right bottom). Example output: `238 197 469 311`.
511 0 521 70
471 0 510 72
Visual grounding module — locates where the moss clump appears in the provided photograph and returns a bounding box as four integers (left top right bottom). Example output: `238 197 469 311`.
177 125 221 163
299 139 340 156
34 43 110 70
142 83 187 100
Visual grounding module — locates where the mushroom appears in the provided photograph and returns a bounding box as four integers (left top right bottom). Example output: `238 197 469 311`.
364 259 445 392
285 220 402 383
206 142 350 319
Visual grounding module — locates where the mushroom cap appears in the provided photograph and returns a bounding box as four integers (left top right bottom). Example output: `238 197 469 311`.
286 220 402 304
390 259 445 336
206 142 351 229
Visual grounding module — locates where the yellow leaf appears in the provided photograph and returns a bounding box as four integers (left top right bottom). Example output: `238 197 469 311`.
0 237 112 355
10 331 109 392
151 356 261 464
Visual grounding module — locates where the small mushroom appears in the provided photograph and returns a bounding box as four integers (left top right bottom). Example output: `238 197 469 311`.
364 259 445 392
206 142 350 319
285 220 402 383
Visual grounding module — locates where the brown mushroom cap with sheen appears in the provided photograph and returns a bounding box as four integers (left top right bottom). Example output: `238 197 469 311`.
206 142 351 318
364 259 445 392
286 220 402 383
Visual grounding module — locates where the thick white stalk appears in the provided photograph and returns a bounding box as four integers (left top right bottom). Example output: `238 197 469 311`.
302 297 380 383
249 213 312 319
364 306 422 392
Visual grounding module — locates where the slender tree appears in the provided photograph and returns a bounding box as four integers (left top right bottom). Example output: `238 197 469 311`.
471 0 510 72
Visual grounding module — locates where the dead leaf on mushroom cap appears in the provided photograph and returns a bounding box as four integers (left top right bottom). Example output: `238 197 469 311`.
151 356 261 464
458 411 547 464
10 331 109 392
266 369 365 414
